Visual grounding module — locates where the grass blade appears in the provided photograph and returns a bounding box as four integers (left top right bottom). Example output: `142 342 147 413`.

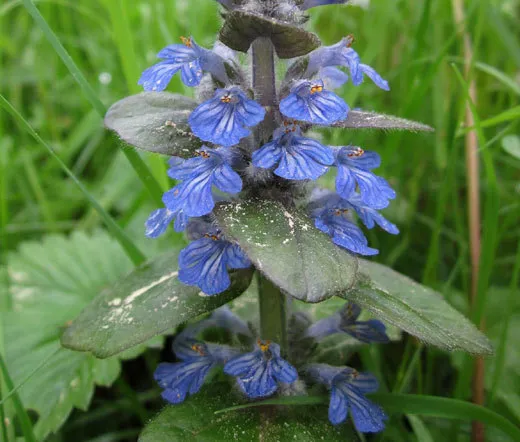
0 353 36 442
0 94 147 266
21 0 164 206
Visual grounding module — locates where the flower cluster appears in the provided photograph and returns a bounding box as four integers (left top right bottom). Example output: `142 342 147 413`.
144 4 397 296
156 304 389 433
142 0 396 434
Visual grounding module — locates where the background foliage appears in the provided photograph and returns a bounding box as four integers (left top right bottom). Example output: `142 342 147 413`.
0 0 519 440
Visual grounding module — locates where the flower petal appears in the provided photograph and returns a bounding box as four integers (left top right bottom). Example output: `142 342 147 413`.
138 61 180 92
212 164 243 194
145 209 176 238
328 387 349 425
346 385 387 433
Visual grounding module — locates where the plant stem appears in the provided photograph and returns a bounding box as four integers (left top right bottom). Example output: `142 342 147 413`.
257 273 288 354
251 37 289 354
252 37 277 146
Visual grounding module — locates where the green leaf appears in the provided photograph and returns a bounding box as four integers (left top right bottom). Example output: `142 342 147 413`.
104 92 202 158
62 249 254 358
219 11 320 59
216 393 520 441
342 260 493 355
3 231 155 440
333 110 434 132
214 199 358 303
502 135 520 160
139 385 359 442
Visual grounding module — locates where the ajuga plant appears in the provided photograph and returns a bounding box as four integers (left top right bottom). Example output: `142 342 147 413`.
62 0 494 439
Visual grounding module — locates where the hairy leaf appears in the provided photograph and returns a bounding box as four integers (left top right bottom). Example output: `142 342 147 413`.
61 250 254 358
332 110 434 132
219 11 320 59
342 260 493 355
139 384 359 441
214 199 358 303
105 92 202 157
4 232 158 440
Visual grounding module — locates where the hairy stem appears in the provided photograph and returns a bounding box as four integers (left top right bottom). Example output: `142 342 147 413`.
251 37 289 354
257 273 289 354
252 37 277 146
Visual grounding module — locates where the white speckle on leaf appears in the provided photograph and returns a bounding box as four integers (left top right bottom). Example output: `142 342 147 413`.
198 291 210 297
108 298 122 306
124 271 178 305
283 210 295 235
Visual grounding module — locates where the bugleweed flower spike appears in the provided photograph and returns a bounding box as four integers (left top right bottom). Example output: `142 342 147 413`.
99 0 493 437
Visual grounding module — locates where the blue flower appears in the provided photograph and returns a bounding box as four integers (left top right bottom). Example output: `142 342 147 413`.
189 87 265 147
138 36 228 90
280 80 349 125
178 224 251 295
145 207 189 238
155 337 239 404
320 67 349 90
252 126 334 180
306 37 390 90
224 340 298 398
163 147 242 218
311 192 378 255
346 193 399 234
334 146 396 209
306 302 389 343
306 364 387 432
314 206 378 256
300 0 349 10
210 306 252 338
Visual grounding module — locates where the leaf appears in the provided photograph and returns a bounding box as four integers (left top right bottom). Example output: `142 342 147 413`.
104 92 202 158
502 134 520 160
332 110 434 132
342 260 493 355
219 11 320 59
61 249 254 358
139 384 359 442
214 199 358 303
217 393 520 441
3 231 156 440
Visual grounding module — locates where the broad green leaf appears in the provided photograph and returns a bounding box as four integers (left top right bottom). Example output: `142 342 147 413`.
342 260 493 355
139 384 359 442
332 110 434 132
219 11 320 59
221 393 520 441
62 250 254 358
104 92 202 158
502 135 520 160
4 231 157 440
214 199 358 303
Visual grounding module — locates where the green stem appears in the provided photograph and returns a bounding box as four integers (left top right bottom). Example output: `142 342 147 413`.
257 273 288 354
251 37 289 354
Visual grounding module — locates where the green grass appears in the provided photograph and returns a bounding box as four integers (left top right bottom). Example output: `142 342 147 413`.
0 0 519 440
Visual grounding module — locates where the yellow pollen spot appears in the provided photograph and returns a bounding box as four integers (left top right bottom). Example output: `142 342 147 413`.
257 339 271 352
346 34 355 48
181 36 192 47
204 233 220 241
191 344 206 356
197 151 210 159
310 85 323 94
347 147 364 158
174 189 180 196
334 209 349 216
352 369 359 378
220 95 232 103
